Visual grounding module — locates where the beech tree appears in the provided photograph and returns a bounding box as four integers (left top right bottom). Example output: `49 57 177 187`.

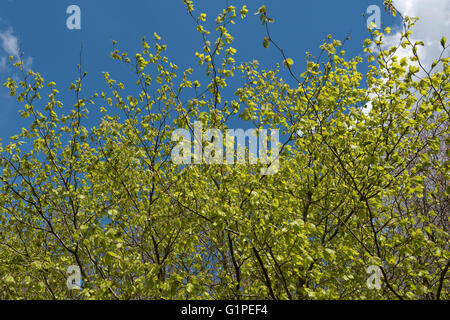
0 1 448 299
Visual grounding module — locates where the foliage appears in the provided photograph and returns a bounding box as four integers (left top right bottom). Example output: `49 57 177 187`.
0 1 448 299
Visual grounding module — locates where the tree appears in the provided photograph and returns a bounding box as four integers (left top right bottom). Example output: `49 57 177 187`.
0 1 448 299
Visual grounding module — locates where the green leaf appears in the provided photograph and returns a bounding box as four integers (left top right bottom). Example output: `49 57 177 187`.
255 5 266 15
186 283 195 293
283 58 294 69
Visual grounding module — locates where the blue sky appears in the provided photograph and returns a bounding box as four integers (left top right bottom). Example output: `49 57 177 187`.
0 0 447 143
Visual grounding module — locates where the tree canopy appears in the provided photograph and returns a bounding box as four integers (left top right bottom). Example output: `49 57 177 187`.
0 1 449 299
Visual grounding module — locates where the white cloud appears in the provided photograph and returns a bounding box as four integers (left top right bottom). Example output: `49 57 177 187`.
362 0 450 116
21 56 33 71
0 56 7 72
386 0 449 71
